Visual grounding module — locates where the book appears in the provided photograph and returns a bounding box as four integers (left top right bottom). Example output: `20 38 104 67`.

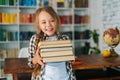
41 47 72 52
38 40 72 48
41 50 73 57
43 55 75 63
39 40 71 45
40 43 72 48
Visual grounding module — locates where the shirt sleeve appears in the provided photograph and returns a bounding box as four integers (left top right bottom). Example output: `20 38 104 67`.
28 34 36 68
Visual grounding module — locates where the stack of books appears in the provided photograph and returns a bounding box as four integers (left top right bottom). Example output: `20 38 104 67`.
38 40 75 63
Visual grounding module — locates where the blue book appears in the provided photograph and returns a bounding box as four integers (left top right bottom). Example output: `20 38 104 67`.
15 32 18 41
44 0 49 6
19 0 24 6
25 0 31 6
0 29 2 41
31 0 36 6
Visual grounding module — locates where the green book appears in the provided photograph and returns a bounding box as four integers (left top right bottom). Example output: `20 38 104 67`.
2 0 5 5
0 0 2 5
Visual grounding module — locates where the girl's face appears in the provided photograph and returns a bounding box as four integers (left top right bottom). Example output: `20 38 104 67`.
38 11 57 36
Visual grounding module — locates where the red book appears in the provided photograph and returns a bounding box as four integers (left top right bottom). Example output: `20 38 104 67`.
61 15 65 24
26 14 30 23
30 14 35 23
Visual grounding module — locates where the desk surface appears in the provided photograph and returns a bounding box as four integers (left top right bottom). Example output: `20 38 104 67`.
4 58 33 74
72 54 120 70
4 54 120 74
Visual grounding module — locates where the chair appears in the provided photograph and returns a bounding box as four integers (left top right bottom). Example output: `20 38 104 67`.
18 47 29 58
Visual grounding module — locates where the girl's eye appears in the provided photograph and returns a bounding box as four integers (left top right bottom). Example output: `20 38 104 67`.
42 22 46 24
51 19 55 22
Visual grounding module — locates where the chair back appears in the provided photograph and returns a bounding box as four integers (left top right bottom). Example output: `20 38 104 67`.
18 47 29 58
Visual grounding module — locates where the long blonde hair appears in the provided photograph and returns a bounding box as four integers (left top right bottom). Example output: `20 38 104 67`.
33 6 61 78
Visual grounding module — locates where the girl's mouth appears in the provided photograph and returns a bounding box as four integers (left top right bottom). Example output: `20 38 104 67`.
46 28 53 32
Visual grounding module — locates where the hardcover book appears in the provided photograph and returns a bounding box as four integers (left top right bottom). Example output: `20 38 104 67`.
38 40 75 62
38 40 72 48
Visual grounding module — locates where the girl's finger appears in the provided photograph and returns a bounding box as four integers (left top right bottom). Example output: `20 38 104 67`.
38 60 44 66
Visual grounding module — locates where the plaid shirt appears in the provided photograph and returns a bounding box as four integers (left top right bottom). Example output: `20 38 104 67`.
28 33 76 80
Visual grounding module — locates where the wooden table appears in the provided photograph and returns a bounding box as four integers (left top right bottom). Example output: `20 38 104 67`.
4 58 33 80
4 54 120 80
72 54 120 70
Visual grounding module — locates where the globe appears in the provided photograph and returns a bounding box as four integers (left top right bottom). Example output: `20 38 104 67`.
103 27 120 56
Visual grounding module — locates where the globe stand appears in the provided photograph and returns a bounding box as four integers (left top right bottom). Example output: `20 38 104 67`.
109 47 119 57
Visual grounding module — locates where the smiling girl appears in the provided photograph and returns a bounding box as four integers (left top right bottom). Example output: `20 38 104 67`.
28 6 76 80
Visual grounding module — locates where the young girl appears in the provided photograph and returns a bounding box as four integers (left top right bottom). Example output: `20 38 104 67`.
28 6 76 80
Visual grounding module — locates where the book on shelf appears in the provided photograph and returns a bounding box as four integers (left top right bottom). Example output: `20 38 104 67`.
38 40 75 63
19 0 36 6
56 0 72 8
0 48 18 58
20 31 35 40
0 12 17 24
0 0 17 6
74 0 88 8
59 15 72 24
6 48 18 58
19 13 34 24
0 29 18 41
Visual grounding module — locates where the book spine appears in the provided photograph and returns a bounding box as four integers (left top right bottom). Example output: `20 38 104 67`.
2 30 6 41
2 12 5 23
15 31 18 41
30 13 34 23
25 0 31 6
9 0 14 5
9 13 14 24
6 13 9 23
0 0 2 5
41 47 72 52
41 50 73 57
19 0 23 6
31 0 36 6
43 55 75 62
2 0 5 5
39 40 71 45
44 0 49 6
14 0 17 6
40 43 72 48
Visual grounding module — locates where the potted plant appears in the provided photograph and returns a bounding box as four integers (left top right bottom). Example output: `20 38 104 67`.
88 29 101 54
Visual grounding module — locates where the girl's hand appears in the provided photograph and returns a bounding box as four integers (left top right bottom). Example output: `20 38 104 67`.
32 48 44 66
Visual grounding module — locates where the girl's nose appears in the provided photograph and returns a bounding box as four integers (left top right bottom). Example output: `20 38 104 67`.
46 21 51 27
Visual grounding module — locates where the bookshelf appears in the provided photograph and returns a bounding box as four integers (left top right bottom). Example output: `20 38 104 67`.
0 0 90 59
0 0 90 79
